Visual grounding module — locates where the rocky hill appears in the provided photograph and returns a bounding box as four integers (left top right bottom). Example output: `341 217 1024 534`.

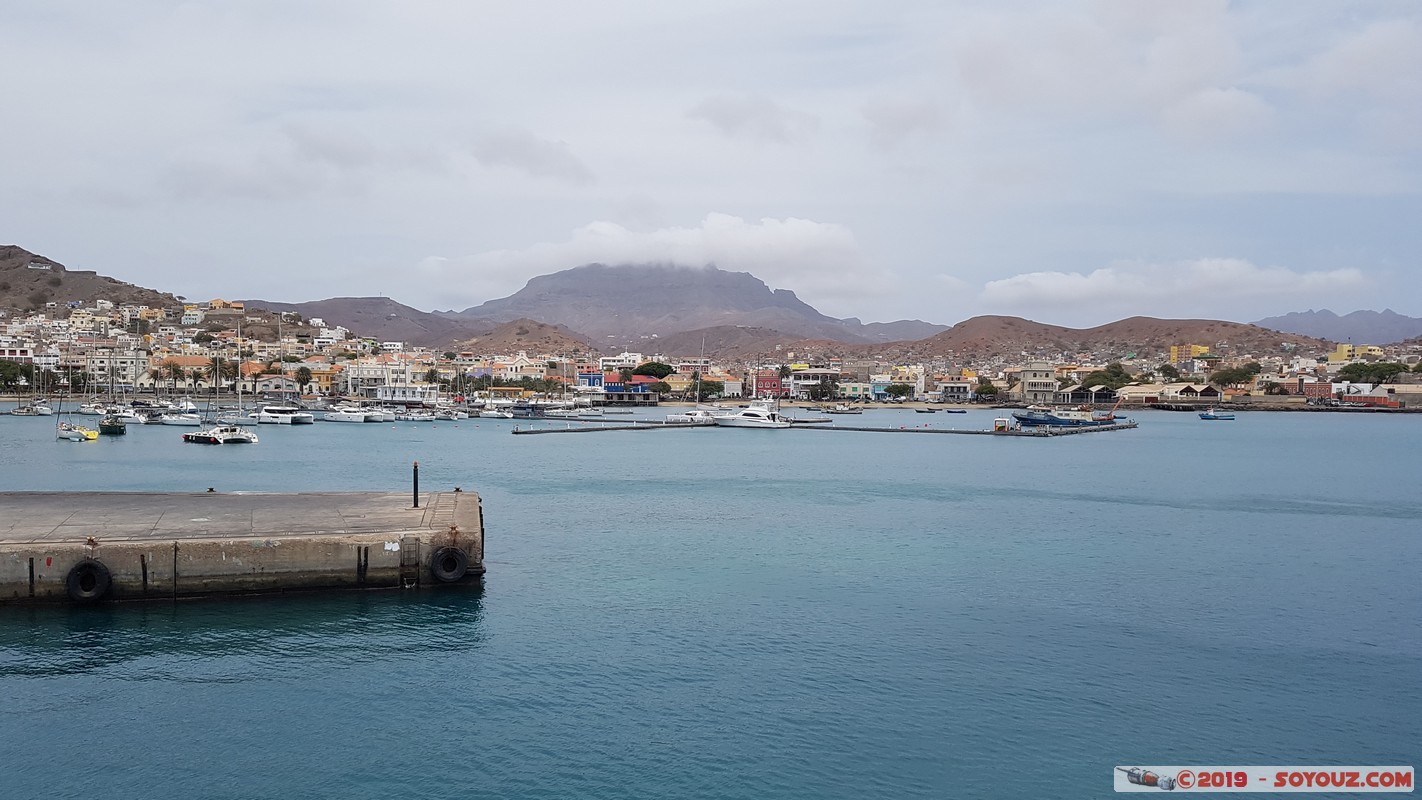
441 263 948 344
238 296 488 348
0 245 179 311
879 315 1331 362
1254 309 1422 345
447 318 599 356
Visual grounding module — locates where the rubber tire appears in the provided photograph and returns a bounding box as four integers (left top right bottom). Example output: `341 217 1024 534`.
66 559 113 604
429 547 469 583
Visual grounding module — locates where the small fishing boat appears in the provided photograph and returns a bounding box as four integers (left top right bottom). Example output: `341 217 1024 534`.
1198 408 1235 420
98 413 128 435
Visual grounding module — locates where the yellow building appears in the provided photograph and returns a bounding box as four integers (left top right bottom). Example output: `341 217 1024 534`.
663 373 694 395
1169 344 1212 363
1328 344 1385 364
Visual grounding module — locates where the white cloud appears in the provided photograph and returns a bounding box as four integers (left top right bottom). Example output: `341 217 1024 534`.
687 94 819 144
948 0 1242 119
3 2 1421 326
470 128 594 185
980 258 1369 319
415 213 893 314
1158 88 1273 143
862 98 944 149
1305 19 1422 103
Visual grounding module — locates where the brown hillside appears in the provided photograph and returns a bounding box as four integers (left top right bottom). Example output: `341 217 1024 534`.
680 315 1336 365
449 318 599 356
887 315 1332 362
0 245 179 311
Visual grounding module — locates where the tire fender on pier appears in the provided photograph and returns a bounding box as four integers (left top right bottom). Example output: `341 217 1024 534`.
429 546 469 583
65 558 113 603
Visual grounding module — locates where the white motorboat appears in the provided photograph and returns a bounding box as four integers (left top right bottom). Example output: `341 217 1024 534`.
323 405 373 423
434 407 469 420
159 412 203 426
394 410 436 422
712 402 792 429
477 407 514 418
249 404 316 424
108 407 147 424
32 400 54 416
76 402 108 415
665 408 727 425
182 424 259 444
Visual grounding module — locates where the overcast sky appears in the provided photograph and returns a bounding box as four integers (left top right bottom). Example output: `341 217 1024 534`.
3 1 1419 327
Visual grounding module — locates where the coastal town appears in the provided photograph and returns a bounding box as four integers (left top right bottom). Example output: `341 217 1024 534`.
4 288 1422 412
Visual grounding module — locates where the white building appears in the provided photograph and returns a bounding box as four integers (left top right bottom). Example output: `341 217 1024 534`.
599 352 643 371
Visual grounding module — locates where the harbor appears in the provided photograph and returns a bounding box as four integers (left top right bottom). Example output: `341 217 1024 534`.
509 418 1140 436
0 489 484 605
1 401 1417 798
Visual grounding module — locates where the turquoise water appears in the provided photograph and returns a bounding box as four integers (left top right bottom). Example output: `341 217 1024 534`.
1 409 1418 798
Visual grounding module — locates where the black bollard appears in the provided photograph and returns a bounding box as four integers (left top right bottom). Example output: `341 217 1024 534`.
412 460 420 508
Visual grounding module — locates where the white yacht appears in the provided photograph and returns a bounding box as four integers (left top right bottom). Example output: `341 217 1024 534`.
76 402 108 415
394 409 436 422
182 424 259 444
323 405 375 423
159 412 203 426
665 408 727 425
249 404 316 424
56 421 99 441
107 407 147 424
712 401 792 429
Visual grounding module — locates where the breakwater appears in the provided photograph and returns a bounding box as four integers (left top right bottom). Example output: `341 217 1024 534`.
0 489 484 605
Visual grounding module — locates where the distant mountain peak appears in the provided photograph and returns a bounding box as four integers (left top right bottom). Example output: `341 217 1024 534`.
445 262 948 344
1254 309 1422 344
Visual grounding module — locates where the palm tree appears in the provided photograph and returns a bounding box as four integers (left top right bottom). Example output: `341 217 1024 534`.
156 361 183 395
207 356 227 396
295 366 313 396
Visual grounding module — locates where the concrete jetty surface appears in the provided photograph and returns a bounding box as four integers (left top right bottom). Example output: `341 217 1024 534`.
0 490 484 605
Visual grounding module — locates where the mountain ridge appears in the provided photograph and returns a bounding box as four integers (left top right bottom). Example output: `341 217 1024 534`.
0 244 1353 363
439 263 949 344
1253 309 1422 344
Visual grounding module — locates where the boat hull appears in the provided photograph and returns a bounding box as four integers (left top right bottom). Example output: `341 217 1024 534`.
1012 410 1118 428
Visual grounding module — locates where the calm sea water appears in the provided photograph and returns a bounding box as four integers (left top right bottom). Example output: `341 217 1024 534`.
1 408 1418 798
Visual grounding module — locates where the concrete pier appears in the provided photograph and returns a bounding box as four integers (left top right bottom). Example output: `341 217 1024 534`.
0 490 484 605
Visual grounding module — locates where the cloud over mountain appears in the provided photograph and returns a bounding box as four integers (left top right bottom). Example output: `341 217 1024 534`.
419 213 894 316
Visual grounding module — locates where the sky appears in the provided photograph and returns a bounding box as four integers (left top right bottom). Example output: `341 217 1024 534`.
2 1 1419 328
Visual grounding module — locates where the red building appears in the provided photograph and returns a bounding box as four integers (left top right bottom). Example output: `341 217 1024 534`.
754 370 786 398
